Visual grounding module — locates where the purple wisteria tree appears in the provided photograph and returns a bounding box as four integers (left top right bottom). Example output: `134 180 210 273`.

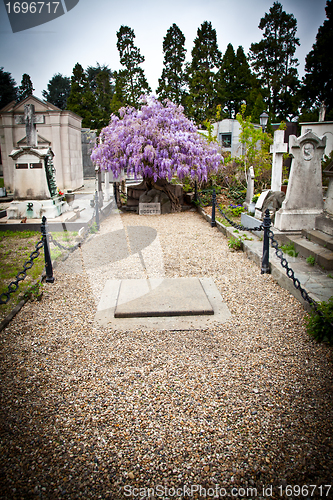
91 96 222 211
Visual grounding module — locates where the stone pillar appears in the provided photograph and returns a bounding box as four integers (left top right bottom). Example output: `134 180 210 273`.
275 130 326 231
270 129 288 192
244 166 255 209
104 170 111 201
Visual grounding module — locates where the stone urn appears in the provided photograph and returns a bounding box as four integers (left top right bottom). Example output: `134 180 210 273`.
65 192 75 207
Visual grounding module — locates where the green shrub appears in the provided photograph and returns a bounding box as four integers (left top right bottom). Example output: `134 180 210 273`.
281 242 299 258
306 255 315 266
228 236 242 251
306 297 333 344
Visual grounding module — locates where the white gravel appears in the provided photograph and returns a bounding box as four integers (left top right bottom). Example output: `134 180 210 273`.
0 210 332 500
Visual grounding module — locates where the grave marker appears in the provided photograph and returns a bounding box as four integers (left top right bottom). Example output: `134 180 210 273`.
270 129 288 192
275 130 325 231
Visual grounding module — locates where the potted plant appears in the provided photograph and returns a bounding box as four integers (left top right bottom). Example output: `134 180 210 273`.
281 179 288 194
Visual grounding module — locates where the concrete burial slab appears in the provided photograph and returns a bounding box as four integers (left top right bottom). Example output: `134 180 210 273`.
94 277 231 331
114 277 214 318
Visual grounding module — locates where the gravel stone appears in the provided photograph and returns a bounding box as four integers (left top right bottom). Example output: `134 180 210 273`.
0 210 332 499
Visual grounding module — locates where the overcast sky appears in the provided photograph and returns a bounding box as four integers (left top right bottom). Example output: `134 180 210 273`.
0 0 328 100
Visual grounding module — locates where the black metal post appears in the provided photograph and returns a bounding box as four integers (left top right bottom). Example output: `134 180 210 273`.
95 190 100 231
261 209 271 274
211 189 216 227
194 180 198 203
41 216 55 283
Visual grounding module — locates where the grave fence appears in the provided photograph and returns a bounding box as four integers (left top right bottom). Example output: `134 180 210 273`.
0 191 103 307
198 188 332 329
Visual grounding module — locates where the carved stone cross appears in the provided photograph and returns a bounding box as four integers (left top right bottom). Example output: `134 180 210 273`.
14 104 44 147
270 129 288 191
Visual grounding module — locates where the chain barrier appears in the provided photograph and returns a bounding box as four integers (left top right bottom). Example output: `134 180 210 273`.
267 228 317 308
197 189 333 327
0 236 44 305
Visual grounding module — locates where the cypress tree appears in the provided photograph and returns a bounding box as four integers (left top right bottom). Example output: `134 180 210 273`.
115 25 151 108
185 21 221 124
156 23 186 105
66 63 97 128
18 73 34 101
301 0 333 120
249 1 300 121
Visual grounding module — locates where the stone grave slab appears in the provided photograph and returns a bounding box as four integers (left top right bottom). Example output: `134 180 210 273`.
115 277 214 318
94 277 231 331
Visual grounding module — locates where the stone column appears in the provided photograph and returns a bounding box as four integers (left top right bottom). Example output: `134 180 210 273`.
270 129 288 192
104 170 111 201
244 166 255 209
275 130 326 231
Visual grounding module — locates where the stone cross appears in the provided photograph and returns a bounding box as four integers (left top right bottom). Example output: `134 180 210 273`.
244 166 255 207
270 129 288 192
275 130 326 231
14 104 44 147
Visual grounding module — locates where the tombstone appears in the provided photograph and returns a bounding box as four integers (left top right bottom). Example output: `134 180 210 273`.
274 130 326 231
270 129 288 192
254 190 271 219
243 166 255 209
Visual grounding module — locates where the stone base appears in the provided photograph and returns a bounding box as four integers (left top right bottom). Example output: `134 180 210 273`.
7 197 66 219
315 212 333 236
274 208 323 232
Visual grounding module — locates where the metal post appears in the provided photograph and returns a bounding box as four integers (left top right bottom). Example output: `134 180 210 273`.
95 190 100 231
261 209 271 274
41 216 55 283
211 189 216 227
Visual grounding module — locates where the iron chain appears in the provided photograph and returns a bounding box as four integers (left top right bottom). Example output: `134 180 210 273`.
0 237 44 305
267 229 317 308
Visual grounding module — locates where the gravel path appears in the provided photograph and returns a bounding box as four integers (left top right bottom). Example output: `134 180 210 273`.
0 210 332 500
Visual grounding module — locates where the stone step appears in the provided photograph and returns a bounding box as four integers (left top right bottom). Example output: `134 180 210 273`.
302 229 333 252
285 234 333 270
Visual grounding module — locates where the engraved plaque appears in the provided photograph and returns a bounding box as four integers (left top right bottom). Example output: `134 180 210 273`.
139 203 161 215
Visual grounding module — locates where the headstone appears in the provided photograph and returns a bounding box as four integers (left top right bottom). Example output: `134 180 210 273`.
244 166 255 209
270 129 288 192
254 190 271 220
275 130 326 231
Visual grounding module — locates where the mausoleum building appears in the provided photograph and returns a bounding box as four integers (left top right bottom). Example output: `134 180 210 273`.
0 95 84 198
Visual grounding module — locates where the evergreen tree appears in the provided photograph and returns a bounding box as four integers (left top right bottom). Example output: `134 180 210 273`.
0 67 18 109
215 43 237 118
66 63 97 128
18 73 34 101
85 64 114 130
95 70 113 131
185 21 221 124
156 23 186 105
115 25 151 108
301 0 333 120
249 1 300 121
42 73 71 109
86 63 114 95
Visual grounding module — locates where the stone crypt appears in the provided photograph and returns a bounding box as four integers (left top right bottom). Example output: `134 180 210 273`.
0 95 84 198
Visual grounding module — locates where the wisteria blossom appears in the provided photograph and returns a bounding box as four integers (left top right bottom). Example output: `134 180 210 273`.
91 96 223 183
